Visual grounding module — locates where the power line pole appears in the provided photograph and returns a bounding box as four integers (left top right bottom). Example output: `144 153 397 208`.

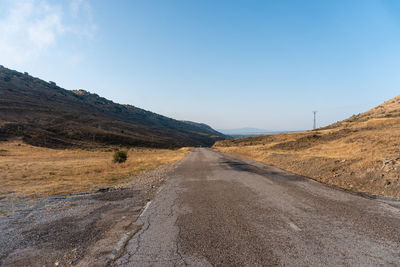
313 111 317 130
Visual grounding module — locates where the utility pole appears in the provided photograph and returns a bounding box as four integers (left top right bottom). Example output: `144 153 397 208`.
313 111 317 130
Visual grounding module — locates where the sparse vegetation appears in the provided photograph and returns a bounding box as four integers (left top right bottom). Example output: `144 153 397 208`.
0 65 225 149
113 150 128 163
0 141 190 196
214 95 400 199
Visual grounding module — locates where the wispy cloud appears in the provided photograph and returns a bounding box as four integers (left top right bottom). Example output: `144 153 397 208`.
68 0 97 38
0 0 96 65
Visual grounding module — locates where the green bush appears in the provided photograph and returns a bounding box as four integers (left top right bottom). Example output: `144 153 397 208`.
113 150 127 163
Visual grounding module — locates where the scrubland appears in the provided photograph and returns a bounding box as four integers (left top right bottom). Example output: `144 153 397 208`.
0 141 190 196
214 96 400 199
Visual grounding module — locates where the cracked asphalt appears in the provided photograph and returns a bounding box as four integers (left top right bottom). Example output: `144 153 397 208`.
115 148 400 266
0 161 178 266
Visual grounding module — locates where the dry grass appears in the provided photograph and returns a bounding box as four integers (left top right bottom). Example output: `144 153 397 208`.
0 141 190 196
215 95 400 199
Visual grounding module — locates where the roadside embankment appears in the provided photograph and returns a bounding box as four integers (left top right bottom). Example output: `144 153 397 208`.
214 96 400 199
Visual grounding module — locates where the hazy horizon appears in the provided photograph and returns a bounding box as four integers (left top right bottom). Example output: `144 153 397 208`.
1 0 400 131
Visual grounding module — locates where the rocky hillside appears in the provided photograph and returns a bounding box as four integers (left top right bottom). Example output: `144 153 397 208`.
214 95 400 199
0 66 225 148
324 95 400 129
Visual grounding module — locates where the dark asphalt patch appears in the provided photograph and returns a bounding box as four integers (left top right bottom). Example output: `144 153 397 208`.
221 159 306 182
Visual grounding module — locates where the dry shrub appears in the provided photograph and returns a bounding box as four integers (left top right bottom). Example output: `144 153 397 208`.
0 141 191 196
113 150 127 163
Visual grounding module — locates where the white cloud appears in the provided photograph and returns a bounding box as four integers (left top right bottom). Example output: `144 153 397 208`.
28 13 63 48
67 0 97 38
0 0 95 65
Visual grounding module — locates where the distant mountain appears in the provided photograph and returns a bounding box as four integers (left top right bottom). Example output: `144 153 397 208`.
218 127 292 135
218 128 268 135
218 128 302 139
0 66 226 148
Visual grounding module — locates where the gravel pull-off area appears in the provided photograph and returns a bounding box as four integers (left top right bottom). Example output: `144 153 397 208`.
0 160 183 266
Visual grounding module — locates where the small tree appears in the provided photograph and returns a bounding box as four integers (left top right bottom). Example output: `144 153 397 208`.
113 150 127 163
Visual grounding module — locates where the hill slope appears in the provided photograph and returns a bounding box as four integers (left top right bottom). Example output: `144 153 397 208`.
214 95 400 199
0 66 225 148
324 95 400 129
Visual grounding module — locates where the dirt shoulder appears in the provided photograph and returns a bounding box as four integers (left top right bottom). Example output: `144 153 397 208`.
214 118 400 199
0 156 188 266
0 140 190 197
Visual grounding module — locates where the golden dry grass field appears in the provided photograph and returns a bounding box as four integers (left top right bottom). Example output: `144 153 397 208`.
0 141 190 196
214 95 400 199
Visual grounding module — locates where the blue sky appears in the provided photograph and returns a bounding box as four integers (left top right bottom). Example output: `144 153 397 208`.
1 0 400 130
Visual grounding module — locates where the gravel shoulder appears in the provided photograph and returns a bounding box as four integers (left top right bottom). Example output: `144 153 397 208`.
0 158 186 266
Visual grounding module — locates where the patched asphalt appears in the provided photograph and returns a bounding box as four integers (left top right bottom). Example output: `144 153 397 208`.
116 148 400 266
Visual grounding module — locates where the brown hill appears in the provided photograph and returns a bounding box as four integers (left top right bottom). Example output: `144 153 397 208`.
324 95 400 129
0 66 225 148
214 95 400 199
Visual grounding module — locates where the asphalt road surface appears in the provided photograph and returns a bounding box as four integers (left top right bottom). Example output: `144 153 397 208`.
115 148 400 266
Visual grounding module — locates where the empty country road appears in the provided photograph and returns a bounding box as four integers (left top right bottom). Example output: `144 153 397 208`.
115 148 400 266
